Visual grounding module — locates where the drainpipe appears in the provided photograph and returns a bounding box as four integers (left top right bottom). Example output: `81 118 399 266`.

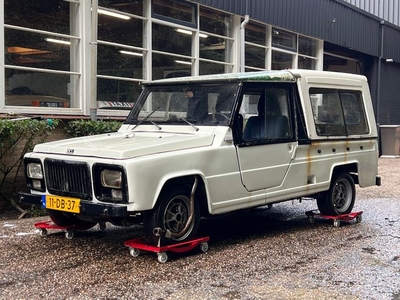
240 15 249 73
90 0 98 121
240 0 250 73
377 19 384 126
377 20 384 155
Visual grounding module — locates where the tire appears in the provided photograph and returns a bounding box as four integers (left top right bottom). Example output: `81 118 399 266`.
317 173 355 216
143 186 201 246
48 210 96 230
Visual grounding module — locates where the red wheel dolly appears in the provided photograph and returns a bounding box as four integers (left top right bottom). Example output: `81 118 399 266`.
124 236 210 263
305 210 363 228
34 220 106 240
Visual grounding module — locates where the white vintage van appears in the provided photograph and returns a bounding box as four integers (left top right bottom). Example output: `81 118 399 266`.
20 70 380 244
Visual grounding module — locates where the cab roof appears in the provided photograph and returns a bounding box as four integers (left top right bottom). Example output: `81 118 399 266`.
142 69 366 86
143 70 296 86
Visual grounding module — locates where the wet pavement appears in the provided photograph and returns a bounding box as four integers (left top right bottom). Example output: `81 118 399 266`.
0 159 399 299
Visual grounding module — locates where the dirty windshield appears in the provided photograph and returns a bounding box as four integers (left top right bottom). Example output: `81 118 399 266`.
126 83 239 126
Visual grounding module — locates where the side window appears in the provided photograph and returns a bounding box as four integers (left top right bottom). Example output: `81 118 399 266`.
240 87 291 142
341 92 369 135
310 88 368 136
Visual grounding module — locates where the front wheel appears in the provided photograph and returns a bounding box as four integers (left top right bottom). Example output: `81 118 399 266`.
143 186 201 246
317 173 355 216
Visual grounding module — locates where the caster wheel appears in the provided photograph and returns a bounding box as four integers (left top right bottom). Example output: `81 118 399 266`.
65 231 74 240
157 252 168 263
129 248 141 258
99 222 106 231
200 242 209 253
39 228 48 237
308 216 315 224
333 219 341 228
356 215 362 223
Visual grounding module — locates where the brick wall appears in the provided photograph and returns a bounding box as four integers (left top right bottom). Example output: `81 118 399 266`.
0 121 70 212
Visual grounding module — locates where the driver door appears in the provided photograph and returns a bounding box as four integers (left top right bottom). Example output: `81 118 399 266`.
236 86 296 192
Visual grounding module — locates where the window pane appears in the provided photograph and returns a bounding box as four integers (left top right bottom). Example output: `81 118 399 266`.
152 0 195 24
98 16 143 48
127 83 238 125
200 7 231 36
152 24 191 56
5 69 72 108
245 22 266 45
200 37 231 62
272 28 297 51
241 87 291 141
310 89 346 136
199 61 227 75
4 0 75 35
99 0 143 16
97 78 141 106
5 29 72 72
271 51 293 70
340 91 369 134
152 53 191 80
298 56 317 70
299 36 318 57
98 45 143 79
245 45 266 69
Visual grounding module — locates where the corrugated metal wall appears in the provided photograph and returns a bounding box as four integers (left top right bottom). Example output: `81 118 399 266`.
193 0 400 63
248 0 381 57
343 0 400 26
192 0 400 124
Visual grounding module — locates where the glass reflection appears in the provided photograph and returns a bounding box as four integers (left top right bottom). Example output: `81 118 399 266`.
98 44 143 79
5 69 72 108
4 0 74 34
5 29 71 71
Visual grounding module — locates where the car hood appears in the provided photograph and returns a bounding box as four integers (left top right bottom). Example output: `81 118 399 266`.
33 130 215 159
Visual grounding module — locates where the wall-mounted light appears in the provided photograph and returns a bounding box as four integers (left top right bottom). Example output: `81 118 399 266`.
119 50 143 57
98 8 131 20
174 60 192 65
386 58 394 62
45 38 70 45
175 28 208 38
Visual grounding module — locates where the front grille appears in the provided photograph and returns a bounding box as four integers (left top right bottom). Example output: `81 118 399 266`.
44 158 92 200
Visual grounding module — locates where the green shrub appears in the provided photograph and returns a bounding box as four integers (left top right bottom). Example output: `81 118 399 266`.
65 120 122 137
0 118 59 214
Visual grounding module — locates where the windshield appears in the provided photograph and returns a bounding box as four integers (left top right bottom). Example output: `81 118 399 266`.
126 83 239 126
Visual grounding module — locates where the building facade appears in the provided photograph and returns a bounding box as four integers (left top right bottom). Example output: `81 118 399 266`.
1 0 400 124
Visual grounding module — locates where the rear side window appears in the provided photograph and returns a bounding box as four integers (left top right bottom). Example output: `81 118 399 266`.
309 88 369 136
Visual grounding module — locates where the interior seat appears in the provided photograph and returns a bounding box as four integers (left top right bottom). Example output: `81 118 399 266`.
243 93 289 140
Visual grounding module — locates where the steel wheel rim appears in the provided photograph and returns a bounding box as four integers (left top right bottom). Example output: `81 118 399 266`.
163 195 193 240
333 178 352 213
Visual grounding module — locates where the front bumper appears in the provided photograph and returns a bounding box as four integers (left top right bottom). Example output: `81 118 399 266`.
19 192 128 218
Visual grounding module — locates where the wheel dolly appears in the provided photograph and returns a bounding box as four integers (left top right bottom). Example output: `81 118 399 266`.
34 220 106 240
306 210 363 227
124 228 209 263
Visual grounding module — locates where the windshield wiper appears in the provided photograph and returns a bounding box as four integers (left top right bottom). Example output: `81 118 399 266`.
132 107 162 130
179 118 199 131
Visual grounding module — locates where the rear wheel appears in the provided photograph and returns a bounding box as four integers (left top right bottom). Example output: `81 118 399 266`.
143 186 201 246
48 210 96 230
317 173 355 216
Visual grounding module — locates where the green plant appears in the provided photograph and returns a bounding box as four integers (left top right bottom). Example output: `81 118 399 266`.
0 117 59 215
65 119 122 137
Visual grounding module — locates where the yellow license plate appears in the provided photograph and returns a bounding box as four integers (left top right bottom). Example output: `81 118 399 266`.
45 195 80 213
